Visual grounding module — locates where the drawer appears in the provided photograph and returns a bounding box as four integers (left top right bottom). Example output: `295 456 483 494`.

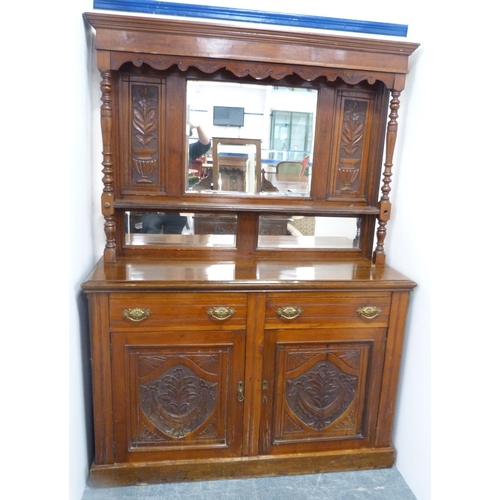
109 292 247 330
265 292 392 328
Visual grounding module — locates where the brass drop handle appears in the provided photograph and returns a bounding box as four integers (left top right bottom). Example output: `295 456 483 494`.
237 381 244 402
122 308 152 322
356 306 382 319
207 306 236 321
276 306 303 320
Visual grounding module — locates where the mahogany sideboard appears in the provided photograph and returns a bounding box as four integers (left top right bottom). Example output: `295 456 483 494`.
82 12 418 487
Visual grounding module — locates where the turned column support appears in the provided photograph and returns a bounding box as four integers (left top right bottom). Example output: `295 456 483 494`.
373 89 401 266
99 70 116 263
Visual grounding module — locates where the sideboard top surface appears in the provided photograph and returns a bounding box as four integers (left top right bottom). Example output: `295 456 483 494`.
82 257 416 292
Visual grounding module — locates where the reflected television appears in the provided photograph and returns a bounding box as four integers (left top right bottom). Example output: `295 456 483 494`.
213 106 245 127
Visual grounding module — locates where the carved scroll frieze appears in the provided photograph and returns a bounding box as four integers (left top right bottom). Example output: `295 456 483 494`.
128 55 226 74
112 52 395 86
285 360 357 431
131 85 159 185
337 71 377 85
139 364 218 439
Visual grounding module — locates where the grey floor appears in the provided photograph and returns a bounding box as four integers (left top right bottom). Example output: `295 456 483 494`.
81 467 416 499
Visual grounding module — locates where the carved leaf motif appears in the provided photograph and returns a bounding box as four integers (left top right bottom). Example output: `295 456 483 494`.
140 365 218 439
133 107 157 147
341 102 366 158
286 360 357 430
341 121 364 157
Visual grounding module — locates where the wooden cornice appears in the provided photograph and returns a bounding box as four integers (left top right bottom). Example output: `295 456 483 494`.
84 12 419 87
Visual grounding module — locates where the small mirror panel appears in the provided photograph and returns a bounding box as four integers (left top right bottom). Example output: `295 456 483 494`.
186 80 317 197
257 216 361 249
124 211 237 247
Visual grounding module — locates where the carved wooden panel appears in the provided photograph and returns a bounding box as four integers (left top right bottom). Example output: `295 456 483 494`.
131 348 229 449
109 53 399 89
329 89 377 202
111 330 245 461
120 75 166 195
139 363 218 440
272 342 371 445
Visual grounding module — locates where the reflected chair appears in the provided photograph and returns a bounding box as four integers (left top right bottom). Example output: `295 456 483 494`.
276 155 310 182
276 161 303 181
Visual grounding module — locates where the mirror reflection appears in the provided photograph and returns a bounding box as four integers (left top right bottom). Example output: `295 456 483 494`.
186 81 317 196
124 211 237 247
258 216 361 249
124 212 360 250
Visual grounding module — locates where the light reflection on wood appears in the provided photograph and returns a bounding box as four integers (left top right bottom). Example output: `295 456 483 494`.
126 262 236 281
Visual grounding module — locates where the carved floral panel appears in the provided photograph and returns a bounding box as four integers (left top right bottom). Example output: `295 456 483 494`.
140 364 218 439
285 359 357 431
131 84 159 185
335 99 367 196
273 343 370 444
330 91 376 201
128 350 229 448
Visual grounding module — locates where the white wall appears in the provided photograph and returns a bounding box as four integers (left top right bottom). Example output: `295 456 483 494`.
2 2 93 500
6 3 491 500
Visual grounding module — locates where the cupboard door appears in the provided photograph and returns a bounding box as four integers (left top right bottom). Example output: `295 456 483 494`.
112 329 245 462
260 327 386 455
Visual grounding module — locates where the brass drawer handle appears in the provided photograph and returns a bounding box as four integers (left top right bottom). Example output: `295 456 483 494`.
122 308 152 322
276 306 303 320
207 306 236 321
356 306 382 319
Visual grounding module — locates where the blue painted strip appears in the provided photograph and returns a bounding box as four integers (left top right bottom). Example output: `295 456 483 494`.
93 0 408 37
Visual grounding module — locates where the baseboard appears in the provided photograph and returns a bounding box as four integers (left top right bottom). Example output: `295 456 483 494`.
90 447 396 487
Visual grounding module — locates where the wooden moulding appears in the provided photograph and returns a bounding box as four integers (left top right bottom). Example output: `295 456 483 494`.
89 447 396 487
83 12 419 81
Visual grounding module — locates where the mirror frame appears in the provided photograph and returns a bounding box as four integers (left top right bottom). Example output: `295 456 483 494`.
84 12 419 263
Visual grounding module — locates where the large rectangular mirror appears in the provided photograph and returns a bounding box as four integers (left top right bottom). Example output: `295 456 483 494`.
186 81 317 196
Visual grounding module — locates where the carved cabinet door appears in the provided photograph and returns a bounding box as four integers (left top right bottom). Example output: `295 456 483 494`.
259 327 386 455
111 329 246 462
